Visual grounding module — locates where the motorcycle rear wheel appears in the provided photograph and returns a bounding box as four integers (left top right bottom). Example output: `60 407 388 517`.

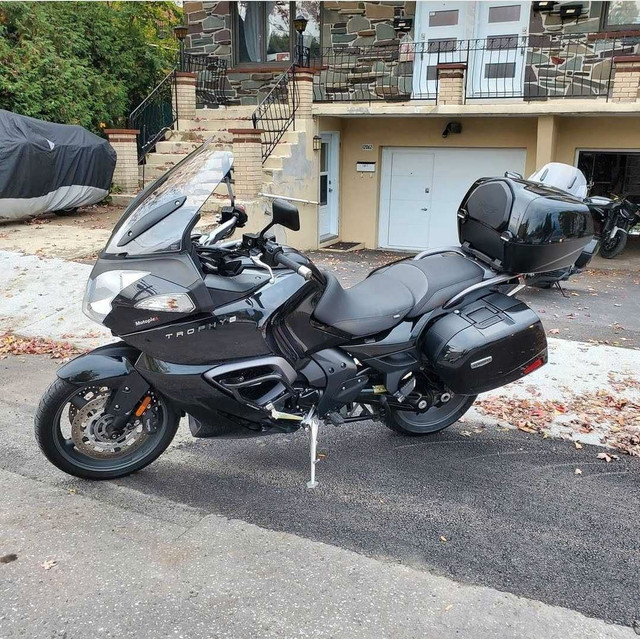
600 231 627 259
35 377 179 480
384 393 476 436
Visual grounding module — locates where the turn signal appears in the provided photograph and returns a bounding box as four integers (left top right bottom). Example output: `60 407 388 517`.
135 293 195 313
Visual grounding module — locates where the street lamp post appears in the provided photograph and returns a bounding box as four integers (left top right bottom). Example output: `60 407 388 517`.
173 25 188 72
293 15 308 67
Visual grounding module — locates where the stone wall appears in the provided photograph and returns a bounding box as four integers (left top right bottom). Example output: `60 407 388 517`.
184 1 416 105
524 2 640 98
316 1 416 101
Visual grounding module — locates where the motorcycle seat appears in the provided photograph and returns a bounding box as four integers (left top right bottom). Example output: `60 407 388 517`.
314 253 485 337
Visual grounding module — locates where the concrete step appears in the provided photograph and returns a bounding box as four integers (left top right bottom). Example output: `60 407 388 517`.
195 106 256 120
155 140 202 154
178 119 252 133
263 155 286 170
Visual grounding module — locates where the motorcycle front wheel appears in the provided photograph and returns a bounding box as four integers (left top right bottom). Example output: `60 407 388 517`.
600 231 627 259
35 377 180 480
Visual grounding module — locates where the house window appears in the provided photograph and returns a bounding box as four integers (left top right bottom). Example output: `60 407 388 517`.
488 4 522 23
602 1 640 29
235 1 321 66
429 10 459 27
484 62 517 79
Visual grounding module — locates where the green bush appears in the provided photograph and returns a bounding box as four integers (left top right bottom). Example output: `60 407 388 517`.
0 1 181 132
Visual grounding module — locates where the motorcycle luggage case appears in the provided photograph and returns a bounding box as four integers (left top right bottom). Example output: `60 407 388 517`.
458 177 593 273
423 292 547 395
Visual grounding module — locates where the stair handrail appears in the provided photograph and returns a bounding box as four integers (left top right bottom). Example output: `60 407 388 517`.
252 64 298 163
128 68 178 164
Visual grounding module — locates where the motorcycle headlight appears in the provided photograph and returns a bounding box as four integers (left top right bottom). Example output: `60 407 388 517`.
82 270 150 324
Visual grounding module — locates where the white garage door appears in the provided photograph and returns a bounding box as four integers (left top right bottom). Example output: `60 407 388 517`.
378 147 527 251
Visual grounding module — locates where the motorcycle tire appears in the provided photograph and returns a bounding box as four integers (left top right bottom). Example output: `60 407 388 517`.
385 394 476 436
35 377 180 480
600 231 628 259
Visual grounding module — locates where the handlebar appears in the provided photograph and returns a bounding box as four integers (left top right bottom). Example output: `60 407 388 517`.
273 251 313 281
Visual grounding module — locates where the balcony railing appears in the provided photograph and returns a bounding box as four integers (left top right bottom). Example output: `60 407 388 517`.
312 35 640 104
183 53 229 107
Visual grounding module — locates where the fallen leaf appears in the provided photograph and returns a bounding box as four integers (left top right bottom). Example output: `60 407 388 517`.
460 430 472 437
574 468 582 475
574 441 583 450
549 328 560 335
41 560 57 570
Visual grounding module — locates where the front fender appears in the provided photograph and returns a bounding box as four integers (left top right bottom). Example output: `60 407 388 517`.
57 342 141 385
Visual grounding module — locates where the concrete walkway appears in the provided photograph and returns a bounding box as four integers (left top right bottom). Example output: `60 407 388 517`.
0 467 634 639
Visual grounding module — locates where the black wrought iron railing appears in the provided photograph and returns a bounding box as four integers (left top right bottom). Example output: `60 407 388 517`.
252 64 298 163
183 53 229 107
128 69 177 163
312 35 640 104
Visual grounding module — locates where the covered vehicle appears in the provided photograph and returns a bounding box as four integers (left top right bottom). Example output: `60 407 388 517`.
0 109 116 220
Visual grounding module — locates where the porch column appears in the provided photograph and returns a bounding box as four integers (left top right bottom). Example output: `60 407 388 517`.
437 63 466 106
292 68 316 119
172 71 197 125
230 128 263 200
105 129 140 193
535 115 557 170
611 56 640 103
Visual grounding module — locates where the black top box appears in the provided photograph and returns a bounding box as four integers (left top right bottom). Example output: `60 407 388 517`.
458 177 594 274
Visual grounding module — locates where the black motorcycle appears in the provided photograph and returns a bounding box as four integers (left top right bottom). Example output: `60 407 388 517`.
597 196 640 259
35 144 593 487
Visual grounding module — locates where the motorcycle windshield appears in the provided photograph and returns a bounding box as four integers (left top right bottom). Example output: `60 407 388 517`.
528 163 588 199
104 144 233 256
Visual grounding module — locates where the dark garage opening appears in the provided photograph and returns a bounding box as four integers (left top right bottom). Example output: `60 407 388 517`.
577 150 640 203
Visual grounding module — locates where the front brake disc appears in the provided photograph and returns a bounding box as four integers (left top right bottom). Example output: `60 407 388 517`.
71 396 148 459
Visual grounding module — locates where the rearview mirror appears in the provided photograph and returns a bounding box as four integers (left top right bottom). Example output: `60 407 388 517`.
272 199 300 231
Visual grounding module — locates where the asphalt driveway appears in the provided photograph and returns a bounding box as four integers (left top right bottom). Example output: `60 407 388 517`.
1 355 638 631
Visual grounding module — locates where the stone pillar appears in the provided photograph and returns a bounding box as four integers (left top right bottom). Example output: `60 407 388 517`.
172 71 197 125
611 56 640 103
535 115 557 170
292 68 316 119
104 129 140 193
437 63 466 106
230 128 264 200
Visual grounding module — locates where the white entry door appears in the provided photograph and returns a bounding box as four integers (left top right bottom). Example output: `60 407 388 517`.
412 2 474 98
379 147 526 251
468 2 530 98
318 132 339 241
379 149 435 250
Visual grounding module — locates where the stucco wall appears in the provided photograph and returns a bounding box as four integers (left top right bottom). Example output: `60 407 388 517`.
333 116 538 248
555 115 640 165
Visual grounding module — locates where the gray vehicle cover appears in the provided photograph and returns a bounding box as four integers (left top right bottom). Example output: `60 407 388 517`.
0 109 116 220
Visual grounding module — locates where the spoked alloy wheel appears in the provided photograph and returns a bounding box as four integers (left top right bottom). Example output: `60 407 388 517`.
35 378 179 480
384 375 476 436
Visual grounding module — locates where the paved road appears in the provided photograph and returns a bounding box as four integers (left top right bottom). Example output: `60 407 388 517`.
1 356 638 636
310 250 640 349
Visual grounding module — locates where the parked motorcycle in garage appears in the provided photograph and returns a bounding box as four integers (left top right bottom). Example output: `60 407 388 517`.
35 144 593 487
597 196 640 259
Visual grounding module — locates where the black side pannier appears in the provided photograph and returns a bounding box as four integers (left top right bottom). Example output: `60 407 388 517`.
458 177 593 274
423 292 548 395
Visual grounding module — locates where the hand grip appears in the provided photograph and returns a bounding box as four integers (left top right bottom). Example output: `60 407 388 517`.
275 253 313 280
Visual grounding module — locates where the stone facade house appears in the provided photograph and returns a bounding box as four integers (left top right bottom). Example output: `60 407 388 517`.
115 1 640 251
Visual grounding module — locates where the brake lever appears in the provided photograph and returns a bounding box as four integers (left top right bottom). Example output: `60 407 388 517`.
251 253 275 284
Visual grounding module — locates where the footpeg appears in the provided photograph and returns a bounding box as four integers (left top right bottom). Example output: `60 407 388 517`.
326 411 344 426
394 376 416 403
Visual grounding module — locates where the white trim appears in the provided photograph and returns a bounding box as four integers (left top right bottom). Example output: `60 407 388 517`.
319 131 340 241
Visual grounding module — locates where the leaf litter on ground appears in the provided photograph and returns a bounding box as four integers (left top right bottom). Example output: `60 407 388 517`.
475 371 640 457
